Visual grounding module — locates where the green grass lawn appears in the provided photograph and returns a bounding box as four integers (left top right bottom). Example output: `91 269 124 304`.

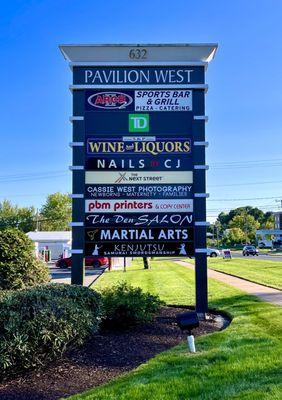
207 258 282 290
70 259 282 400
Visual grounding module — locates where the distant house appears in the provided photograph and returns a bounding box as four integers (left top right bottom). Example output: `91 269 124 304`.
27 231 71 260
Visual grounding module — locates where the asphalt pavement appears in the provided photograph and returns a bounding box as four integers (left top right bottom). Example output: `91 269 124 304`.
49 263 106 286
231 253 282 262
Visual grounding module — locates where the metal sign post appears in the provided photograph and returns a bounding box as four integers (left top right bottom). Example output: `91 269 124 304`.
60 43 217 314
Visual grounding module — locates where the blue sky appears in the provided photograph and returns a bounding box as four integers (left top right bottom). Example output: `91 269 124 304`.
0 0 281 221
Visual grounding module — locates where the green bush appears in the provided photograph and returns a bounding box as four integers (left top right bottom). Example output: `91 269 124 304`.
0 284 102 379
0 228 50 290
101 282 163 329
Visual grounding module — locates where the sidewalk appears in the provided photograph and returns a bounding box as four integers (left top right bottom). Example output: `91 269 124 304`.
176 261 282 307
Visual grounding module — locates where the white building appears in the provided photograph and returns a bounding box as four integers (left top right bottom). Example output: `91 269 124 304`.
27 231 132 267
27 231 71 260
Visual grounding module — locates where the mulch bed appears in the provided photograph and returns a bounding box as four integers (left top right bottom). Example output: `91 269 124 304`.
0 306 228 400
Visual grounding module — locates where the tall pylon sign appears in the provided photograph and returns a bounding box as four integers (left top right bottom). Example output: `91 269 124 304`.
60 43 217 314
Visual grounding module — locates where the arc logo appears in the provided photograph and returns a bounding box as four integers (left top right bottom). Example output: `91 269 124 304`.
87 91 133 110
129 114 149 132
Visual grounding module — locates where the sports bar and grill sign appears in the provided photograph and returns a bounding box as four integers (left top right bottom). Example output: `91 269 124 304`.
60 44 217 314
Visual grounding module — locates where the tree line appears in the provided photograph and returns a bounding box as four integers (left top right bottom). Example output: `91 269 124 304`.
0 193 71 232
209 206 274 246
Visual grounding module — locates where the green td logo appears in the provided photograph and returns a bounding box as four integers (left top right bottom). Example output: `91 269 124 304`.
129 114 149 132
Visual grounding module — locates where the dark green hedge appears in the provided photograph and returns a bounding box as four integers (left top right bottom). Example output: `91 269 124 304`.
0 228 50 290
0 284 102 379
101 282 163 329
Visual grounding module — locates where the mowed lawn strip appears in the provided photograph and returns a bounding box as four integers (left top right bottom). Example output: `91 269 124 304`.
70 259 282 400
207 258 282 290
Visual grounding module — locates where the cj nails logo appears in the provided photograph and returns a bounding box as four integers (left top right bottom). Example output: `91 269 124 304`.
129 114 149 132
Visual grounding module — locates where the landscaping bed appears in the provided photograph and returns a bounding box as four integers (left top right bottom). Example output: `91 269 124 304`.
0 306 226 400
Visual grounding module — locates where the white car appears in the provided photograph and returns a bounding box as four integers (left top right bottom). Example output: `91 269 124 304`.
206 248 221 257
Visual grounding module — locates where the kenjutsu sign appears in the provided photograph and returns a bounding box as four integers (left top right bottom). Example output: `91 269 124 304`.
60 44 217 314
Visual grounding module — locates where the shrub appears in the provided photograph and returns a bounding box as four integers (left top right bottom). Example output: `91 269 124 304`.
0 228 50 290
0 284 102 379
101 282 163 329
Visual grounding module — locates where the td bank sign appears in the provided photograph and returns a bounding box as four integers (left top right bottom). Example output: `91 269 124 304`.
129 114 149 132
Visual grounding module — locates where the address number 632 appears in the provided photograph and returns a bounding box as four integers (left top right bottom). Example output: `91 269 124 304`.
129 48 147 59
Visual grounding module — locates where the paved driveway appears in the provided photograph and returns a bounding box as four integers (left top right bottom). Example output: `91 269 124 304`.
49 263 106 286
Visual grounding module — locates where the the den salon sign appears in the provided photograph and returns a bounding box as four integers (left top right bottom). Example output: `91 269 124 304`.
73 66 205 85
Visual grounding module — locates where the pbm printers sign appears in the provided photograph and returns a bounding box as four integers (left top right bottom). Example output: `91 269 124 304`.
85 199 193 213
135 90 192 112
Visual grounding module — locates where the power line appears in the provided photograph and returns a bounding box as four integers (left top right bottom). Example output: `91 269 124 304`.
0 194 50 198
208 196 282 202
210 158 282 165
208 179 282 187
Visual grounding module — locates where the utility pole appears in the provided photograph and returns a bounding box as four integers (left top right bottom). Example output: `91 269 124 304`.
244 212 248 245
35 208 40 231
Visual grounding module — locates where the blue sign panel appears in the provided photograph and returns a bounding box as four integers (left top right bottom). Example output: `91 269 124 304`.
85 227 194 242
73 66 205 85
84 110 193 134
85 155 193 171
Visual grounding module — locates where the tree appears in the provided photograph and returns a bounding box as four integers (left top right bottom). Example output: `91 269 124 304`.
0 228 50 289
40 193 71 231
225 228 245 245
217 207 265 230
229 213 260 244
260 212 274 229
143 257 150 269
0 200 36 232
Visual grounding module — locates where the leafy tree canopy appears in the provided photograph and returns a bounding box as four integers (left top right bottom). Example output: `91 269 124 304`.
0 200 36 233
229 213 260 243
216 206 274 231
40 193 71 231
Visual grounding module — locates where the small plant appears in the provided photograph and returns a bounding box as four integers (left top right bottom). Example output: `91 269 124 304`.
0 228 50 290
0 284 102 379
101 282 163 329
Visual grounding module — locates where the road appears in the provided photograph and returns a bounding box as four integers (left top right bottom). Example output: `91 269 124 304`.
49 263 106 286
230 253 282 262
